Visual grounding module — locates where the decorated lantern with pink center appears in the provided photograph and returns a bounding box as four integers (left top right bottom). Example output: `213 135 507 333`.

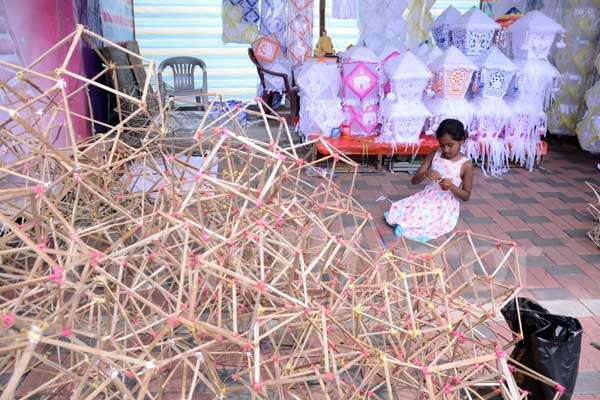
341 46 380 136
425 46 476 134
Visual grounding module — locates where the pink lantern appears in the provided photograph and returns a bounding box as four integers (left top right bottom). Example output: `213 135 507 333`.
342 46 380 136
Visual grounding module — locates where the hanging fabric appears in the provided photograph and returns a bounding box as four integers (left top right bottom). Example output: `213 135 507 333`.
260 0 288 52
286 0 314 64
222 0 260 44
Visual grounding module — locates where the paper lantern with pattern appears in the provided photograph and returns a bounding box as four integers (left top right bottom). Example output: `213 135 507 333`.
425 46 476 134
433 5 462 50
342 46 381 136
451 7 500 58
468 48 518 175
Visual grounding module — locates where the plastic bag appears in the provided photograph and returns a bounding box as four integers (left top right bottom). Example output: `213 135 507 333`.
501 298 582 400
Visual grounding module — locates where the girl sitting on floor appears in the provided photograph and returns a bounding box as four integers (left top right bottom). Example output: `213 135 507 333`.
384 119 473 242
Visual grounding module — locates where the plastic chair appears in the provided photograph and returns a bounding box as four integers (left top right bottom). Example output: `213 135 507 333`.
248 48 299 124
158 57 208 110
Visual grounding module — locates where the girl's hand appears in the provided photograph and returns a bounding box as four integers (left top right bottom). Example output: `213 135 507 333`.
439 178 454 191
427 170 441 181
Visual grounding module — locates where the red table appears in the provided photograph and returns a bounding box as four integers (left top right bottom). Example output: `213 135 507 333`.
310 133 548 169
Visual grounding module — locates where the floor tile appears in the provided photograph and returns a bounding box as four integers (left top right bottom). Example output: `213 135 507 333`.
529 287 575 301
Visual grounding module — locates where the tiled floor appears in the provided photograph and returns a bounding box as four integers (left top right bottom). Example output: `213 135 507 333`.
333 136 600 398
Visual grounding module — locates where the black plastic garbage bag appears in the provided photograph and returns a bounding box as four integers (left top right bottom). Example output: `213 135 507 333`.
501 297 582 400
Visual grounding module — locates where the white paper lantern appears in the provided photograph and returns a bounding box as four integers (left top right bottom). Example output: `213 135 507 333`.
378 51 432 144
378 94 431 144
469 47 517 175
509 10 564 60
296 59 343 138
451 7 500 57
384 51 432 102
432 5 462 50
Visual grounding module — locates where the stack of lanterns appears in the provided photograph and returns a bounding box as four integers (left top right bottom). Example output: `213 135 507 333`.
504 11 563 171
378 51 432 144
452 7 513 175
284 3 566 175
341 46 381 136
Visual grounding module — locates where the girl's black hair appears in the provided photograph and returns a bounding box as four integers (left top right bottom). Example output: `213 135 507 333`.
435 119 468 141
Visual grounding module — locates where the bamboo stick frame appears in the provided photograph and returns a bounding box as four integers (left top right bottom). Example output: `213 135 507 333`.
0 27 562 400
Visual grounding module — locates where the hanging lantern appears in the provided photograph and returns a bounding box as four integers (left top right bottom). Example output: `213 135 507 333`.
341 46 381 136
432 5 462 50
428 46 476 99
297 59 344 138
378 51 432 144
385 51 432 102
425 46 476 133
469 47 518 175
450 7 500 57
509 10 564 60
286 0 314 64
260 0 287 51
